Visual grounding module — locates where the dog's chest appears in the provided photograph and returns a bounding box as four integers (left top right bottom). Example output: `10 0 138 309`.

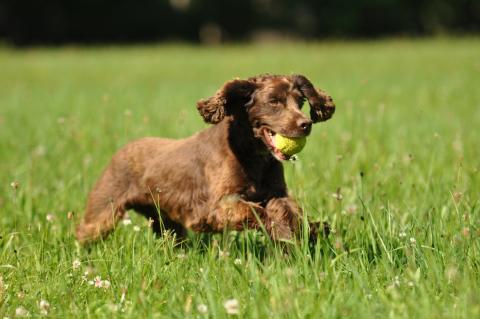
233 163 281 203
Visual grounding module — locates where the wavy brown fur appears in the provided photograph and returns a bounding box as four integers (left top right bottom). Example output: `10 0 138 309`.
76 74 335 244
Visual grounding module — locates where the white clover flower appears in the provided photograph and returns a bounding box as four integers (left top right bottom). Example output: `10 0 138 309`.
394 276 401 287
133 225 141 232
72 259 81 270
331 192 343 200
233 258 242 265
223 299 240 315
39 299 50 315
197 304 208 314
147 218 155 227
399 231 407 238
409 237 416 245
94 276 103 288
219 250 230 258
15 307 29 317
46 214 55 222
101 280 111 289
122 219 132 226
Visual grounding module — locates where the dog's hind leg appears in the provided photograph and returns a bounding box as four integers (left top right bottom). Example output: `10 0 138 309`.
75 202 125 244
76 168 128 244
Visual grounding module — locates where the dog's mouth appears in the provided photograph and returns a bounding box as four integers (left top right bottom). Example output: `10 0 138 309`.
261 128 293 161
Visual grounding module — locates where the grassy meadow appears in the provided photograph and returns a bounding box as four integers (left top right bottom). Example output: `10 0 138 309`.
0 38 479 318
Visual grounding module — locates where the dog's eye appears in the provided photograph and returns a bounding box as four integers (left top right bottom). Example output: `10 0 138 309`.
269 99 282 106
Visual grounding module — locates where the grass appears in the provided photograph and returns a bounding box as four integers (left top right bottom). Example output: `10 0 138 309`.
0 38 479 318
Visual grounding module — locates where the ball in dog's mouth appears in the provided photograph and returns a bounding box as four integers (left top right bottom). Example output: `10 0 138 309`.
262 128 307 161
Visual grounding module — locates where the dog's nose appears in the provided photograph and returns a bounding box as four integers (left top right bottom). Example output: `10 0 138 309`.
298 119 312 134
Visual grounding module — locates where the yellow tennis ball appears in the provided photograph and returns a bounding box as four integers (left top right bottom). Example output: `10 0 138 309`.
275 134 307 156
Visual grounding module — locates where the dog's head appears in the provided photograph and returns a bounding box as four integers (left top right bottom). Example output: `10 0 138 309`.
197 74 335 160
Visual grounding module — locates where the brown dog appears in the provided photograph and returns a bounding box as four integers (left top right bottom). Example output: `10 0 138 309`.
76 74 335 244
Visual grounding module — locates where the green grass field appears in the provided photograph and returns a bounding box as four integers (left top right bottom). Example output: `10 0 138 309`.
0 38 479 318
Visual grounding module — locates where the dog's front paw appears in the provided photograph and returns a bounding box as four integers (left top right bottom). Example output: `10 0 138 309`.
308 221 331 243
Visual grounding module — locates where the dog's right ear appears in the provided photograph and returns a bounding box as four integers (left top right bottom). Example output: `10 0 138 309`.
196 79 257 124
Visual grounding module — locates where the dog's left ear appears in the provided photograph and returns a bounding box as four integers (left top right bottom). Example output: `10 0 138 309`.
197 79 258 124
292 75 336 123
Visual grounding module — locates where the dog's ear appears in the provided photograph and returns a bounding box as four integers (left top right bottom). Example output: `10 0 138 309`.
292 75 335 123
197 79 257 124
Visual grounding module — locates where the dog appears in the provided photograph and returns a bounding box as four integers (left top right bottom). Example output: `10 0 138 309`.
76 74 335 244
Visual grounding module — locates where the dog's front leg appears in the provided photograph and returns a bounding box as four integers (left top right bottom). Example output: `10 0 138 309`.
204 195 304 241
203 194 265 231
264 197 302 241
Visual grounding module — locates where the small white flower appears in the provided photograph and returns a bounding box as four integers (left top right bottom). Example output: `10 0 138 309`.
101 280 111 289
147 218 155 228
133 225 141 232
197 303 208 314
332 192 343 200
94 276 102 288
223 299 240 315
15 307 29 317
72 259 81 270
234 258 242 265
122 219 132 226
409 237 416 245
394 276 401 287
39 299 50 315
399 231 407 238
407 281 415 287
219 250 230 258
46 214 55 222
177 253 186 259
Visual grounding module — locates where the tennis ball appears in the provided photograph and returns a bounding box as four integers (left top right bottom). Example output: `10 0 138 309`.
274 134 306 156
